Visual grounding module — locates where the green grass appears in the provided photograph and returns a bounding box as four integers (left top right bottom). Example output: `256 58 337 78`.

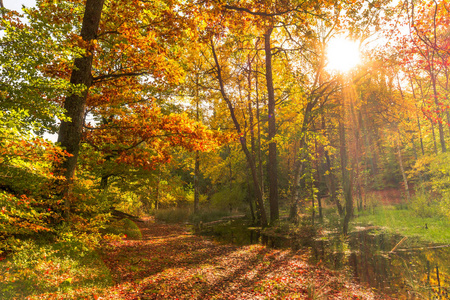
354 206 450 244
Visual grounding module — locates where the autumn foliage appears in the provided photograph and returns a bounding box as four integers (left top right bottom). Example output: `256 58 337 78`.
2 0 450 297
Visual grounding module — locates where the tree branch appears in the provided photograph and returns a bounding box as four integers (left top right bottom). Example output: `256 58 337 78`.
92 71 147 83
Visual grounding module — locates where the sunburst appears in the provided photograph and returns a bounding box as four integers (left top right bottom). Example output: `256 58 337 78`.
326 37 361 73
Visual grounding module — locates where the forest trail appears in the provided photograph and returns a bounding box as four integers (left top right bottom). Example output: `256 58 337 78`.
98 219 387 299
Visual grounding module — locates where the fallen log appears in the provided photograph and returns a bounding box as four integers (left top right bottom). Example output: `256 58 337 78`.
394 244 450 252
198 214 246 228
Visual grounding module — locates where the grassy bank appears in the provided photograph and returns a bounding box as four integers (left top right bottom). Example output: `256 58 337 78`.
354 205 450 244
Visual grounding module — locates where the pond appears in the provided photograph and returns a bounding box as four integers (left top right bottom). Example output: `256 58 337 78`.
199 220 450 299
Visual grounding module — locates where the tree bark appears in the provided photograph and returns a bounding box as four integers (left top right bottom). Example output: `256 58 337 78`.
247 55 260 221
264 26 279 223
57 0 105 212
255 52 265 208
248 55 256 158
194 76 200 214
340 119 353 236
322 113 343 215
194 150 200 213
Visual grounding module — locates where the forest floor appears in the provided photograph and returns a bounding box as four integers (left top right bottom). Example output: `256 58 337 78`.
94 218 388 300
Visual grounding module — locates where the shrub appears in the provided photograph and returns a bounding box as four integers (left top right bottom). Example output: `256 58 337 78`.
103 218 142 239
210 185 247 211
0 239 112 299
409 153 450 218
409 192 442 218
154 207 191 223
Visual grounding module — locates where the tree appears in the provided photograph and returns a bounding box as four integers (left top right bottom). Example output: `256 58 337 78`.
0 6 70 132
221 0 340 224
57 0 105 205
400 0 450 153
211 38 269 226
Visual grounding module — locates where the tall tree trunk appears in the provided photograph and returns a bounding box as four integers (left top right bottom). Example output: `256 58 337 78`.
340 119 353 235
349 96 363 212
408 76 425 156
100 156 111 190
264 26 279 223
431 121 438 154
248 55 256 157
100 175 109 190
322 112 343 215
247 173 256 223
340 83 354 235
0 0 3 23
431 74 446 152
211 40 268 227
417 115 425 156
436 265 441 295
289 154 304 221
290 101 314 220
99 116 113 190
247 55 260 221
311 181 315 226
415 105 425 156
416 76 438 154
360 109 378 178
194 76 200 214
314 136 322 222
155 169 161 210
255 53 264 206
194 150 200 212
325 149 342 215
396 130 411 202
57 0 105 214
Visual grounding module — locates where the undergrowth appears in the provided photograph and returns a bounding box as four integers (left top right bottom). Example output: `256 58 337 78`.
0 236 115 299
153 207 231 224
103 218 142 239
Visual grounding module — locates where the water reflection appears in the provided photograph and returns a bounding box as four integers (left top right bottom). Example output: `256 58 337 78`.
340 230 450 299
199 221 450 299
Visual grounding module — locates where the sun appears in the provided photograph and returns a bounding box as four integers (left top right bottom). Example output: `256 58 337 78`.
326 37 361 73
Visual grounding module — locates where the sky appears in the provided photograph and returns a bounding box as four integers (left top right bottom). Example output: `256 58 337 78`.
3 0 36 12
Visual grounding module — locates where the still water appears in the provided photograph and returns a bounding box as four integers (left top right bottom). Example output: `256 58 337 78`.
200 221 450 299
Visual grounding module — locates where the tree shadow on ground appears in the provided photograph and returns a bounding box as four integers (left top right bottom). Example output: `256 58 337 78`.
99 220 387 300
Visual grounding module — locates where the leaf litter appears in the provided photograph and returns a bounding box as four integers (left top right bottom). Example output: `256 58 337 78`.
95 218 390 300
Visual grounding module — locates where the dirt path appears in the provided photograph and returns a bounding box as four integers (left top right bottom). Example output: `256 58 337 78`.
97 219 388 299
